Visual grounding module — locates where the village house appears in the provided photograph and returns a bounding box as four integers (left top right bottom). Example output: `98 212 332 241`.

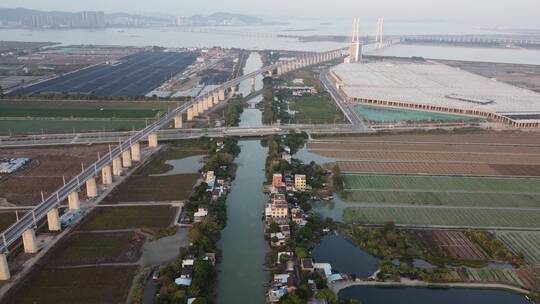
270 232 287 247
193 207 208 223
272 173 283 189
301 258 315 272
265 202 289 220
294 174 307 192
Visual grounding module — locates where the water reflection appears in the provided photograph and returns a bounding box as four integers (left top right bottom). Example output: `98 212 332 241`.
151 155 205 176
339 286 530 304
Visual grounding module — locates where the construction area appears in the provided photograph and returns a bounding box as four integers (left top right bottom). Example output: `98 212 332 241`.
329 61 540 128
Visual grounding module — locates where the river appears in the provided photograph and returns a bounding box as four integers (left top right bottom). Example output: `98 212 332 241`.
3 22 540 64
216 140 269 303
216 50 268 303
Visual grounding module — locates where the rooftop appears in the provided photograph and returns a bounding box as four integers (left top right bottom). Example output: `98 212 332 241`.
332 62 540 121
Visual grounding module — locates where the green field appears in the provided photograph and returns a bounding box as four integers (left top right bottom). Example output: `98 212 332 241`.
0 100 173 118
343 207 540 228
78 206 175 230
497 231 540 265
341 174 540 208
49 232 140 266
0 99 176 134
289 94 347 124
0 119 150 135
465 268 525 287
344 174 540 193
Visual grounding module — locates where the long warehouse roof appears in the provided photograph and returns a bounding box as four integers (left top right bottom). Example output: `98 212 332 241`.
332 61 540 120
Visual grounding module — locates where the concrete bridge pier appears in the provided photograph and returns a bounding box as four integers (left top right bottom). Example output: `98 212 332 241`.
68 191 80 210
22 228 38 254
219 88 226 101
174 115 183 129
47 208 61 231
192 104 199 117
204 96 214 111
187 107 194 121
230 86 236 97
122 150 132 168
101 165 112 185
277 66 283 76
112 157 122 176
213 92 220 105
86 177 98 198
0 254 10 280
197 100 204 114
131 143 141 162
148 133 158 148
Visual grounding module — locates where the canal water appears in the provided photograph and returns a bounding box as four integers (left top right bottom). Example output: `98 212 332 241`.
339 286 530 304
150 155 205 176
312 234 379 277
216 140 269 304
217 48 268 303
238 52 264 97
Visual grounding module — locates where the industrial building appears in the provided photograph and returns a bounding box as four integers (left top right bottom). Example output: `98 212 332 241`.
0 158 30 174
329 61 540 128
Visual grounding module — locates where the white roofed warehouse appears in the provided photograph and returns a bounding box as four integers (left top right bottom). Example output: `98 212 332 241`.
329 61 540 128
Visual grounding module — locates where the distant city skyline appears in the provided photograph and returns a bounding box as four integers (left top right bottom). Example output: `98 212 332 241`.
1 0 540 27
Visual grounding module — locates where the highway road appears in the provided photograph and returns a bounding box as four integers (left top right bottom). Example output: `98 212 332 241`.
320 69 369 129
0 124 371 147
0 49 347 253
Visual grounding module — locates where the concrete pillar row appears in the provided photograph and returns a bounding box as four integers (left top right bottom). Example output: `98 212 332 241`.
122 150 132 168
219 88 226 101
112 157 122 176
148 133 158 148
0 254 10 281
68 191 80 210
86 177 98 198
47 208 61 231
197 100 204 115
131 143 141 162
101 165 113 185
187 107 194 121
174 115 183 129
22 228 38 254
202 98 209 112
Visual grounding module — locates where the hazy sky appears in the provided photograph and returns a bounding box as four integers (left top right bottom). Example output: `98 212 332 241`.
3 0 540 27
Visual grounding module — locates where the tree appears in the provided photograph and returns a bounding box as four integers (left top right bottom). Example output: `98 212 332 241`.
269 221 280 234
331 164 343 191
315 288 337 304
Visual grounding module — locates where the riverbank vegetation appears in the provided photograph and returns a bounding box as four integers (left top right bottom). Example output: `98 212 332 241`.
147 137 241 304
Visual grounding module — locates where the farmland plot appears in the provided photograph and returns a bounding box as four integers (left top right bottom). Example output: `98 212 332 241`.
497 232 540 266
343 207 540 229
416 230 487 260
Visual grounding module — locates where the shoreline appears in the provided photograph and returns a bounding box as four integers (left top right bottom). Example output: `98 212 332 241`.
331 279 531 296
